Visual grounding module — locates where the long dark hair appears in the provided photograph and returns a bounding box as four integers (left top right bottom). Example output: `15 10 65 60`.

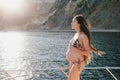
75 14 105 56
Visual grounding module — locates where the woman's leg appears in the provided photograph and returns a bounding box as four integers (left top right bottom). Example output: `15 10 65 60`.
69 61 73 70
68 61 85 80
79 61 85 79
68 63 80 80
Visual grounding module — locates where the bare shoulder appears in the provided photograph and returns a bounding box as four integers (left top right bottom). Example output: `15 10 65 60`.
79 32 88 40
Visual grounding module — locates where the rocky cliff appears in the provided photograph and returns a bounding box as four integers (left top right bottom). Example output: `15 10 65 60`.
45 0 120 30
0 0 120 30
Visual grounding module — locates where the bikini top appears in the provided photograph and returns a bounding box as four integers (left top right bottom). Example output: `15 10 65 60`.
72 39 84 50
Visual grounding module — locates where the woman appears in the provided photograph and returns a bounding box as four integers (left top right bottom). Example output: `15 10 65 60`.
66 14 104 80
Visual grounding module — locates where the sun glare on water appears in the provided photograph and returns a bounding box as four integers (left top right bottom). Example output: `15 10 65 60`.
0 32 28 80
0 0 23 11
0 32 25 69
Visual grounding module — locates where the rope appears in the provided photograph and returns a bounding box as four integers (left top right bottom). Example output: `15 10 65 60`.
4 71 15 80
106 68 118 80
60 68 68 77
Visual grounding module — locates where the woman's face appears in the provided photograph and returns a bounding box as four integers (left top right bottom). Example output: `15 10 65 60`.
71 17 80 29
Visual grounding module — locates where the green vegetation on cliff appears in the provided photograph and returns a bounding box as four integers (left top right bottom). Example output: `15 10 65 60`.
46 0 120 30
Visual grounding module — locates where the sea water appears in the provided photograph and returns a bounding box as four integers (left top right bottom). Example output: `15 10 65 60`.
0 31 119 80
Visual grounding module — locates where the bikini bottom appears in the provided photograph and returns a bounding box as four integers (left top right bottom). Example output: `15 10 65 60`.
71 59 85 71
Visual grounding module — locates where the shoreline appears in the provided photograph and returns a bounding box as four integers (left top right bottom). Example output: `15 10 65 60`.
50 29 120 32
0 29 120 32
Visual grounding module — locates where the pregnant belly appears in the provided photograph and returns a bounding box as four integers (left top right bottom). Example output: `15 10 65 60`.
66 49 81 62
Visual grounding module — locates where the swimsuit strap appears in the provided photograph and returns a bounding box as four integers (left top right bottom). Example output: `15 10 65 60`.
72 59 85 71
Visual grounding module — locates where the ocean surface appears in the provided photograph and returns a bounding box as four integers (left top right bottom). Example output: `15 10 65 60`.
0 31 120 80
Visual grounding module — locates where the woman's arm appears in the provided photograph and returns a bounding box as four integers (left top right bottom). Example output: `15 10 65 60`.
69 34 91 56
